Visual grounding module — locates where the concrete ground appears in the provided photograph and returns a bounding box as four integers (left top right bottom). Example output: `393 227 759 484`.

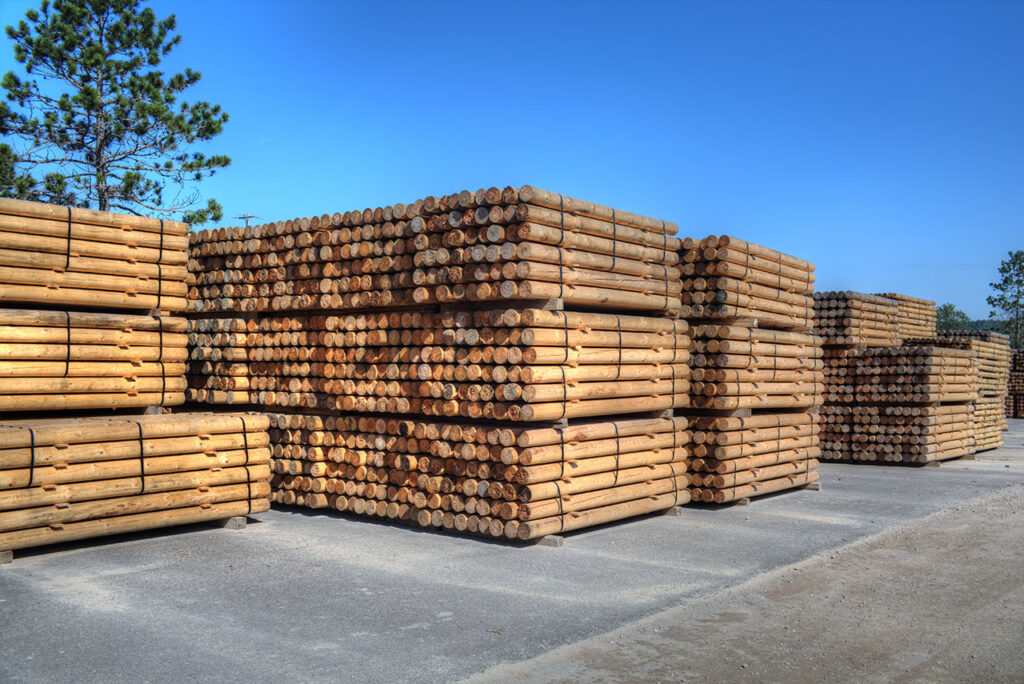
2 422 1023 683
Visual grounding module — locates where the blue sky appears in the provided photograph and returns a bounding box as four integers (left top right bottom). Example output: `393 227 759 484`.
2 0 1021 318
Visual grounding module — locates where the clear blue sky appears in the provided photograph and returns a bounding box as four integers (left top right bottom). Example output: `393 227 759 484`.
2 0 1022 318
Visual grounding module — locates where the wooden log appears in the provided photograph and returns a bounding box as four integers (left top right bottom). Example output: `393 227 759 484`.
0 499 270 552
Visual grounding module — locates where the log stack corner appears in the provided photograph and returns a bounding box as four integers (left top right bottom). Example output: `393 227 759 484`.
0 198 271 558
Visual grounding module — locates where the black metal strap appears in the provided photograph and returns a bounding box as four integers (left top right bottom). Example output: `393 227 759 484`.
135 421 146 494
65 206 73 270
614 315 622 380
612 422 620 486
610 209 617 271
557 427 566 480
668 462 682 506
240 416 252 514
63 310 72 377
27 427 37 487
554 480 565 533
556 195 565 300
156 219 165 310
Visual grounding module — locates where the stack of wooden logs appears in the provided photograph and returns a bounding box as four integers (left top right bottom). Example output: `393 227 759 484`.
1 310 187 411
0 198 271 558
267 413 690 540
814 291 899 460
681 236 822 503
874 293 936 339
813 292 899 347
909 331 1011 450
1 199 189 411
187 308 691 421
0 413 270 552
187 187 692 539
837 345 978 463
1 198 190 312
1007 350 1024 419
188 186 682 316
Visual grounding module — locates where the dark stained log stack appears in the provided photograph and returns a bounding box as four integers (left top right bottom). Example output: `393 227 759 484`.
1007 351 1024 418
819 345 978 464
813 292 899 347
681 236 822 503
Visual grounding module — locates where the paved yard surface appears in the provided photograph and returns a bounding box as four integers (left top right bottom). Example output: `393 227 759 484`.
2 421 1023 683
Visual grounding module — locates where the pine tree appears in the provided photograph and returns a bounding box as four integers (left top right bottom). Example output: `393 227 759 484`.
988 250 1024 349
0 0 229 223
936 303 970 332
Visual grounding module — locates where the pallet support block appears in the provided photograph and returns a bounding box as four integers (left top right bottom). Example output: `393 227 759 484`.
535 535 565 548
217 516 248 530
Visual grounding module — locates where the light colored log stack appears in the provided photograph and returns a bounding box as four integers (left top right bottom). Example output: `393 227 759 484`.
1007 351 1024 418
681 236 822 503
910 332 1011 450
0 309 187 411
0 413 271 552
267 413 690 540
187 187 692 539
680 236 815 329
819 345 978 464
813 292 899 347
0 198 189 312
187 308 691 421
874 293 936 339
689 413 820 502
188 186 683 315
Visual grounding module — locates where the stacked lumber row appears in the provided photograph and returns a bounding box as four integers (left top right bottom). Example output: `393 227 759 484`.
0 198 189 312
0 309 187 411
813 292 899 347
188 186 683 315
821 404 974 463
0 413 271 552
681 236 822 502
819 345 978 463
819 345 860 460
267 412 690 540
689 326 823 411
1007 351 1024 418
689 413 820 502
910 332 1011 450
874 293 936 339
187 308 691 421
679 236 815 329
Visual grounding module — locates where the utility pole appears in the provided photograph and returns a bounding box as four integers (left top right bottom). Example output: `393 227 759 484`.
235 213 258 227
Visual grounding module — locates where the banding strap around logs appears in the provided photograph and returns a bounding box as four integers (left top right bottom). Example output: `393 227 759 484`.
611 209 617 272
668 462 682 506
135 421 147 494
27 428 37 487
615 316 622 380
154 311 165 406
156 219 165 311
240 416 252 515
612 422 620 487
63 310 71 377
65 206 73 271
